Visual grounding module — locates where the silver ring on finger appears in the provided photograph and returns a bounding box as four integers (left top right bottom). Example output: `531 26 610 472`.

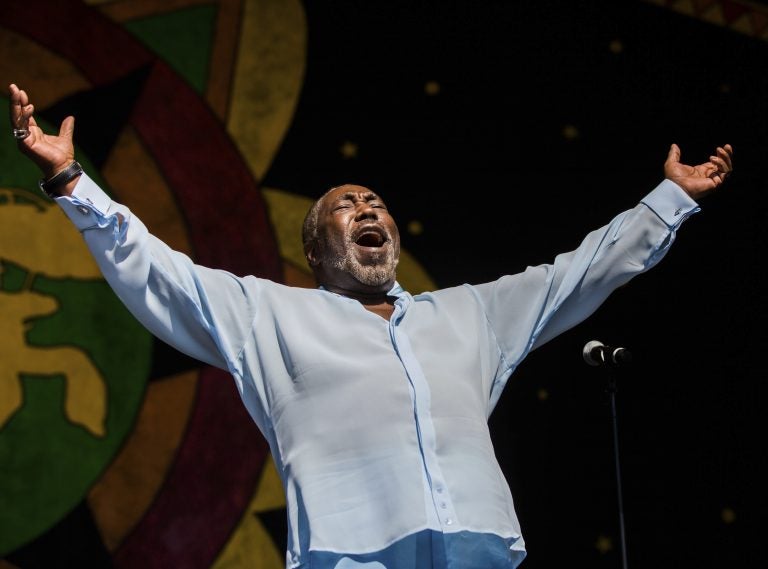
13 128 30 140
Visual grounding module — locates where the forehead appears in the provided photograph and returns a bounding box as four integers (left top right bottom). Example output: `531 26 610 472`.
321 185 381 206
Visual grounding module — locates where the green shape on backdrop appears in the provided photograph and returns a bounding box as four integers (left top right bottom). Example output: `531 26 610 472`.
0 276 152 554
0 4 216 550
0 107 153 554
123 4 217 94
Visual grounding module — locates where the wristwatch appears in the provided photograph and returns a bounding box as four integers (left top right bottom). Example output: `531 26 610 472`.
38 160 83 198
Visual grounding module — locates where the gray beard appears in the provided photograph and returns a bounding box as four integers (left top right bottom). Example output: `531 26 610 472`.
332 248 398 287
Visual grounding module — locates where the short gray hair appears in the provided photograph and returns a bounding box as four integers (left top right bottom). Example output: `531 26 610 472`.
302 186 339 249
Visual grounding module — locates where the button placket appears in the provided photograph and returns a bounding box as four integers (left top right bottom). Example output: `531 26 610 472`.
429 478 457 528
390 315 458 530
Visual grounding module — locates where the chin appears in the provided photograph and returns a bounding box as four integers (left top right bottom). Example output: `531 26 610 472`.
350 265 395 287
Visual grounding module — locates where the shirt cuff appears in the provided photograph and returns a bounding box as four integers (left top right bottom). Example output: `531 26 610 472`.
640 179 701 229
54 172 120 232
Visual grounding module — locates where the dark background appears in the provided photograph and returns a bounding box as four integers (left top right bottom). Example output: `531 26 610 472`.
264 1 768 568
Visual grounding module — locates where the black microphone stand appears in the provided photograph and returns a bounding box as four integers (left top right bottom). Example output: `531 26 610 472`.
584 343 631 569
604 363 629 569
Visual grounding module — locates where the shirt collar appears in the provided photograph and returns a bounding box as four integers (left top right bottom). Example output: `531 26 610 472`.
317 281 406 296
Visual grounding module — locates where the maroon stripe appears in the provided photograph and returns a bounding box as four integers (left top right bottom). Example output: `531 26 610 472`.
129 59 282 278
1 0 154 82
114 368 270 568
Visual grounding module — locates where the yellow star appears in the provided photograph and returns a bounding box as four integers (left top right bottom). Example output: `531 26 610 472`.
407 220 424 236
340 140 358 159
424 81 441 96
721 507 736 524
562 124 579 140
609 39 624 54
595 534 613 555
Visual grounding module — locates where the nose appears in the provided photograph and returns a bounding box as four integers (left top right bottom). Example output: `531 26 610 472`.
354 202 378 221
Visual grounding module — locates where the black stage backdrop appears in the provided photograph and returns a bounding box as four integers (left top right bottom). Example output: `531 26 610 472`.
266 2 767 568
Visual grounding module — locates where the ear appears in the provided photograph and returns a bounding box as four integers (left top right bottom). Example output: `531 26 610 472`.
304 240 320 267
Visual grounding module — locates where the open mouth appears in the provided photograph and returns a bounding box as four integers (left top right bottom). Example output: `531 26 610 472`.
354 228 387 248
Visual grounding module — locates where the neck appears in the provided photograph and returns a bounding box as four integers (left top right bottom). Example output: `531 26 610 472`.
322 282 397 321
322 283 393 305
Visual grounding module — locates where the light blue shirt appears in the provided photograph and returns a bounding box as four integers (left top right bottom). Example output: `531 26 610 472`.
57 175 699 568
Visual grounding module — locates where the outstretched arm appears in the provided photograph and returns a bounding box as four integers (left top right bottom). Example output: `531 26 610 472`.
664 142 733 200
8 83 81 194
7 83 257 373
479 142 734 407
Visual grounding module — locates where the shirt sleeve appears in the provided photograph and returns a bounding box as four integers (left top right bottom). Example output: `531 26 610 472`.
473 179 699 394
54 173 258 373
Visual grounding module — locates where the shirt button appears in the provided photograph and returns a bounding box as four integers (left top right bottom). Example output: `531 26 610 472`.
76 205 90 215
440 502 447 509
445 518 453 525
436 486 444 494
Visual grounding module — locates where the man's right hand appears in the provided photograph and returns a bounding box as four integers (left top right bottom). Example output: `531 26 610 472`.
9 83 77 193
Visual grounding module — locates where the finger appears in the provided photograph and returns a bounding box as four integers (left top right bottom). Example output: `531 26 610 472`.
59 115 75 140
709 172 725 187
9 83 24 106
701 162 718 178
709 155 728 172
15 115 41 147
716 146 733 171
10 95 33 131
16 89 30 130
14 103 34 133
665 143 681 166
707 163 725 181
18 88 29 107
9 84 23 127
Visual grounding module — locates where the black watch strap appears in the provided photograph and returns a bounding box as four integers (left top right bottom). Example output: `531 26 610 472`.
38 160 84 198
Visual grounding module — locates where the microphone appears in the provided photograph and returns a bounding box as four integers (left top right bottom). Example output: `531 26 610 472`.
583 340 633 366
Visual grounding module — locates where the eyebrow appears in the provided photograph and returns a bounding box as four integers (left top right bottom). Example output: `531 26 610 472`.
335 191 380 202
